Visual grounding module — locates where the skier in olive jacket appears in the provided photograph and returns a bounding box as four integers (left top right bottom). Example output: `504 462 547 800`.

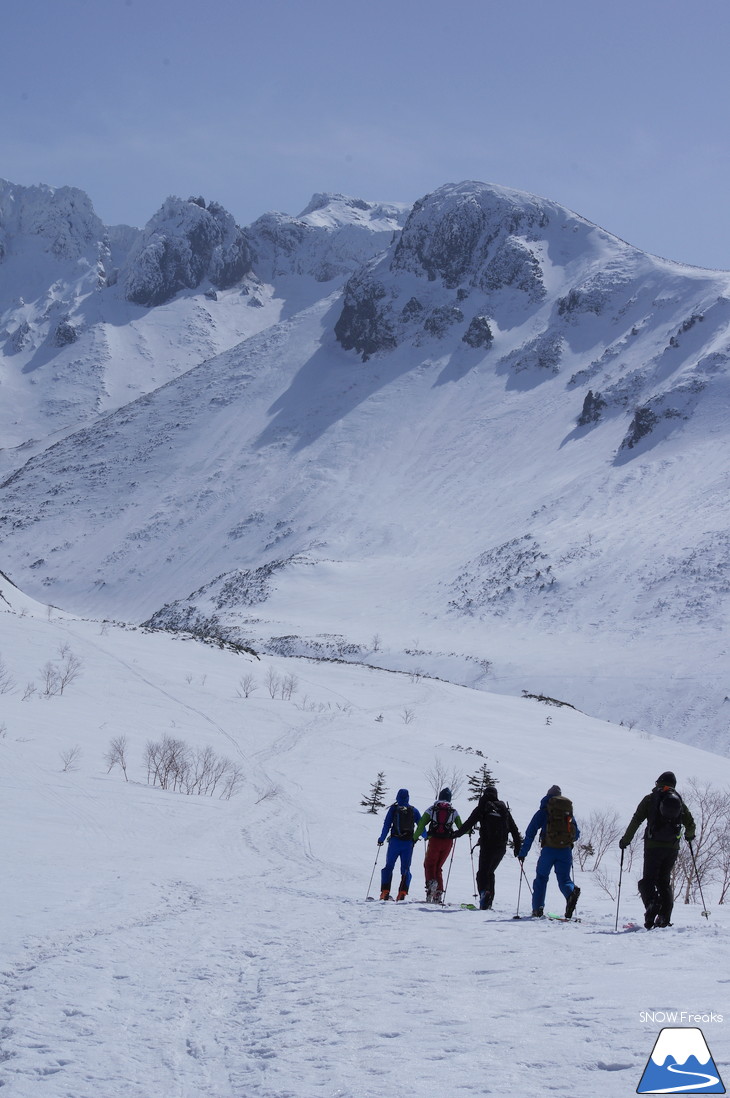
619 771 695 929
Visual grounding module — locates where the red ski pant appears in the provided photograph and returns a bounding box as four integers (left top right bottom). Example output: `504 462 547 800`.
423 837 453 890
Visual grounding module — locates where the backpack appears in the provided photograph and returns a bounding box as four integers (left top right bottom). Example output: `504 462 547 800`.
428 801 456 838
543 795 577 848
479 800 509 845
647 787 683 843
391 804 415 840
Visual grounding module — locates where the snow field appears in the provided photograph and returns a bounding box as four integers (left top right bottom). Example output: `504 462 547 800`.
1 595 729 1096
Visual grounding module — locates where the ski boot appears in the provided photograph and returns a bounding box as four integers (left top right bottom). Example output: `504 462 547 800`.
396 890 408 902
644 902 659 929
380 888 391 901
565 886 581 919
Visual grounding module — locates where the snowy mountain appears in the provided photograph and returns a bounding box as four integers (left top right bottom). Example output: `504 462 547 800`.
2 179 730 752
0 180 406 470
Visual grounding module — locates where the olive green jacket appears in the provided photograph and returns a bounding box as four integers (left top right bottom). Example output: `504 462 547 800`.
621 790 696 850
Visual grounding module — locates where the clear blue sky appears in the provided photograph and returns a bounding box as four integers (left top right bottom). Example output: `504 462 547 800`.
2 0 729 268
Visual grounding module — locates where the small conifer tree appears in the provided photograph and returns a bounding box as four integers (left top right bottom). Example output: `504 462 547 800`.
361 771 388 814
467 762 499 801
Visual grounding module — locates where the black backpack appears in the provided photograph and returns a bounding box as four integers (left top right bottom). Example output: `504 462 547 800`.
647 787 683 843
479 800 509 845
391 804 415 840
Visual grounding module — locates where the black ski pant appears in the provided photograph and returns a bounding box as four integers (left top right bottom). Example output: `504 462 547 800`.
476 842 508 903
638 844 678 921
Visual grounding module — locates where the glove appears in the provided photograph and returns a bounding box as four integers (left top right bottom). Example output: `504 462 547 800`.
377 840 384 847
686 834 695 844
619 837 628 850
514 845 521 858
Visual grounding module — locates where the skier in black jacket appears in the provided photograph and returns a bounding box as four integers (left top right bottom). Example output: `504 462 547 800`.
453 786 522 909
619 771 695 929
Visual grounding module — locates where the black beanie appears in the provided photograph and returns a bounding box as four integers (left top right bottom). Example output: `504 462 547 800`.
656 771 677 787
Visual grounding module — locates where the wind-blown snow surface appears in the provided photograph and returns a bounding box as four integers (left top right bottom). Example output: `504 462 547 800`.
1 579 729 1097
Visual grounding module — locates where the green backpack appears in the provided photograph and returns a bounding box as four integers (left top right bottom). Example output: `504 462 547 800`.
543 795 577 848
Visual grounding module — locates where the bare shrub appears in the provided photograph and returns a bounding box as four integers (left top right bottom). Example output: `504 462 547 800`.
266 667 281 699
255 784 280 804
672 778 730 904
0 655 16 695
425 758 464 799
60 745 82 772
236 672 258 698
401 707 415 725
40 647 83 697
41 661 61 697
144 734 243 799
593 866 617 900
575 809 622 872
280 672 299 701
105 735 129 780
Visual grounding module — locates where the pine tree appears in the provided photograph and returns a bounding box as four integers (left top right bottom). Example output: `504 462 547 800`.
467 762 499 801
361 771 388 814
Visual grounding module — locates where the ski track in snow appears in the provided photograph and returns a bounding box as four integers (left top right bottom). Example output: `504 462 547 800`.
3 880 726 1098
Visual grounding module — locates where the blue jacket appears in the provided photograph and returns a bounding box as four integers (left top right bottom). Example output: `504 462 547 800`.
519 794 580 858
378 789 422 843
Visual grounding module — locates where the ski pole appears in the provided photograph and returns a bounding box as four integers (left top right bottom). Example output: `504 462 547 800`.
614 848 625 932
688 840 710 919
366 844 381 900
470 841 478 901
441 842 457 905
514 860 530 919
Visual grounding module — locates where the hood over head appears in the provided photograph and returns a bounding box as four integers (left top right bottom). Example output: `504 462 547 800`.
396 788 410 806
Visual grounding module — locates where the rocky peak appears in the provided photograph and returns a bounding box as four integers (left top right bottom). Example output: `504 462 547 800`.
334 180 636 360
123 195 252 307
248 193 407 285
0 179 107 264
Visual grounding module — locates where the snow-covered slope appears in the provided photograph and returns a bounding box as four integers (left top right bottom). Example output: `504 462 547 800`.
2 182 730 750
1 578 729 1097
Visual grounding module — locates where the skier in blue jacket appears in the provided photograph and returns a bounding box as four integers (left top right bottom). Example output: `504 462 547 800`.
519 785 581 918
377 788 422 901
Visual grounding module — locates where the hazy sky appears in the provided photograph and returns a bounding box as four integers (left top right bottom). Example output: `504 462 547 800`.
2 0 729 268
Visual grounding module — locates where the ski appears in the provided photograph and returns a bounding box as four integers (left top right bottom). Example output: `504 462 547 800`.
622 921 643 932
546 913 582 923
460 903 478 910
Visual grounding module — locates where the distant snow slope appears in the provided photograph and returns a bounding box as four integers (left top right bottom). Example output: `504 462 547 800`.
1 180 730 750
0 180 406 471
1 578 729 1097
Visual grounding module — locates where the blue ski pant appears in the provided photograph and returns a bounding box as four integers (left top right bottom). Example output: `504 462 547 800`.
381 838 414 892
531 846 576 911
